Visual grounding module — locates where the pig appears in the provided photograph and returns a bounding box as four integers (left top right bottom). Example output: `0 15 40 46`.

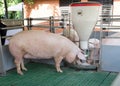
9 30 88 75
63 25 80 46
88 38 100 64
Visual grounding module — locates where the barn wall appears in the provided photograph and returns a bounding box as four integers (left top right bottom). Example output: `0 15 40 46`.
24 0 89 18
24 0 60 18
24 0 120 23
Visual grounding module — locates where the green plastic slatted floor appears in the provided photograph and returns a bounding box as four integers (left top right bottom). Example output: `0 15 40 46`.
0 62 117 86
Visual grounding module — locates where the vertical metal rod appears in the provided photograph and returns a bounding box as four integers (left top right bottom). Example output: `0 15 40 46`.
0 33 6 76
61 15 65 29
49 16 52 32
49 16 55 33
29 18 32 30
27 18 30 30
3 0 8 18
99 16 104 71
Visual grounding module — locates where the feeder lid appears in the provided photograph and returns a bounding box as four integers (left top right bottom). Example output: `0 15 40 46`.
70 1 102 6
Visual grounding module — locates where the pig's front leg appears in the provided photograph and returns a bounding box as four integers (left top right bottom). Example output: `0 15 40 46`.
54 56 63 73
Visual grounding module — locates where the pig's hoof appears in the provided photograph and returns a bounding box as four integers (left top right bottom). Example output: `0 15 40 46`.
60 70 63 73
57 70 63 73
22 68 27 71
18 71 24 75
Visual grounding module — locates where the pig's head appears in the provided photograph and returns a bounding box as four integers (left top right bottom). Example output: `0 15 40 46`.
77 52 86 61
65 52 86 65
73 52 86 65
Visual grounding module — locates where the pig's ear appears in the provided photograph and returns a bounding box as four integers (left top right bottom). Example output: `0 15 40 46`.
77 52 86 60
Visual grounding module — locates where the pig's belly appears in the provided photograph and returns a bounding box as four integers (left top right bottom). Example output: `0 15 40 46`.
24 46 60 59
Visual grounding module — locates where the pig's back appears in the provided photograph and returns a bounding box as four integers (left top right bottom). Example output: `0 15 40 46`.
10 30 68 47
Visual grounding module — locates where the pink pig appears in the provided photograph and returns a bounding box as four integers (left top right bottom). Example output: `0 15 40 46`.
9 30 87 75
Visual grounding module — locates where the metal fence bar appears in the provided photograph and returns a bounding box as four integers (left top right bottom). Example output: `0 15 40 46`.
1 26 24 30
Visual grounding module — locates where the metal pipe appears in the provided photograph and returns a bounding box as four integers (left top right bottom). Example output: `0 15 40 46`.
1 26 24 30
49 16 55 33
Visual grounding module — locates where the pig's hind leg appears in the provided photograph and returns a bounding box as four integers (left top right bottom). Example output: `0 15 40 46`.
14 57 27 75
21 59 27 71
13 52 27 75
14 57 24 75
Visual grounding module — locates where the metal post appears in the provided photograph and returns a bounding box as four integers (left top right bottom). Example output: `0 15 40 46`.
27 18 30 30
29 18 32 30
3 0 8 18
26 18 32 30
61 15 65 29
49 16 55 33
0 28 6 76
